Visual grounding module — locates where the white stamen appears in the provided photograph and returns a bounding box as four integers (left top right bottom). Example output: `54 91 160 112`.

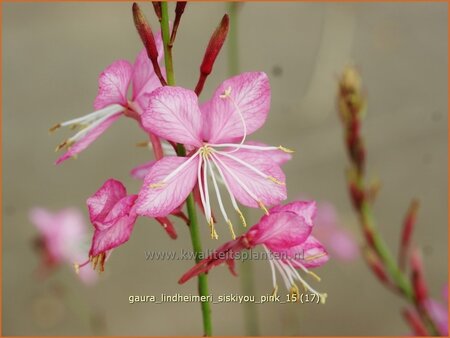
209 156 240 212
210 143 280 151
207 157 230 224
215 150 272 180
202 153 212 222
211 153 261 204
196 155 207 214
286 260 323 296
161 149 201 183
263 245 278 290
60 104 124 127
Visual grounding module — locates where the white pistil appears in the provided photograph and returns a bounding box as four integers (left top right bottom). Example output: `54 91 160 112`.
220 87 248 151
202 152 212 224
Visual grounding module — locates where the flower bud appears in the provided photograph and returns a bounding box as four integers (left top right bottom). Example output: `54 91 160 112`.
399 199 419 270
132 3 166 86
410 249 428 306
195 14 229 95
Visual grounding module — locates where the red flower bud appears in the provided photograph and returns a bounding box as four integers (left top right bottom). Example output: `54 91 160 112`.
363 248 390 285
152 2 162 22
399 199 419 270
410 249 428 306
132 3 167 86
195 14 229 96
403 308 429 336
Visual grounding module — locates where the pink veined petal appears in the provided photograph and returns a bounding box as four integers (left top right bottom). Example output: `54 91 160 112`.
130 160 156 180
250 211 312 249
102 195 138 225
245 140 292 165
285 236 329 268
87 178 127 227
131 48 164 110
203 72 271 143
55 112 122 164
423 299 449 336
271 200 317 226
141 87 203 147
94 60 133 110
215 149 286 209
89 209 137 257
135 156 199 217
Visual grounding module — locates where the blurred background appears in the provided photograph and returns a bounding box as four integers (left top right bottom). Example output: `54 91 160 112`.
2 2 448 336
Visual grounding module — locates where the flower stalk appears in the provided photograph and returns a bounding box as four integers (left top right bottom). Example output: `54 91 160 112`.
337 67 440 335
160 2 212 335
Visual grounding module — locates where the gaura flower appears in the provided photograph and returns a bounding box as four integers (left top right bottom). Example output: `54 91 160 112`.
29 208 96 284
51 39 164 164
136 72 291 239
79 178 178 272
179 201 329 301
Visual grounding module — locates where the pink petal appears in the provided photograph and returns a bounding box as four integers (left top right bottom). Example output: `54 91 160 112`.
216 150 286 209
87 178 127 227
94 60 133 110
141 86 203 147
89 205 137 257
131 48 164 110
271 200 317 226
424 299 448 336
203 72 270 143
249 211 312 249
287 236 329 268
130 160 156 180
135 156 199 217
55 112 122 164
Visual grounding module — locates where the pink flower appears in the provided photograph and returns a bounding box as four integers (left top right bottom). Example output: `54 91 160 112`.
52 39 163 164
29 208 96 284
136 72 291 239
179 201 328 300
80 178 177 272
314 202 358 261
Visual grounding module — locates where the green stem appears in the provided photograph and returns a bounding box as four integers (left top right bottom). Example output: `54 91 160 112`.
359 199 414 300
161 2 175 85
160 4 212 335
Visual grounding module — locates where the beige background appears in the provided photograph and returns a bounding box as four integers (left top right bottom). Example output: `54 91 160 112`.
2 2 448 336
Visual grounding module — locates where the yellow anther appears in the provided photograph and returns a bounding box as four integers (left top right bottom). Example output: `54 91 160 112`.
55 140 74 152
305 252 327 262
135 141 149 148
236 208 247 228
208 218 218 239
49 123 61 133
278 145 294 153
319 293 328 304
307 270 321 282
271 285 279 297
268 176 285 185
290 283 300 300
73 263 80 274
90 253 106 272
258 201 269 215
149 182 165 189
227 219 236 240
